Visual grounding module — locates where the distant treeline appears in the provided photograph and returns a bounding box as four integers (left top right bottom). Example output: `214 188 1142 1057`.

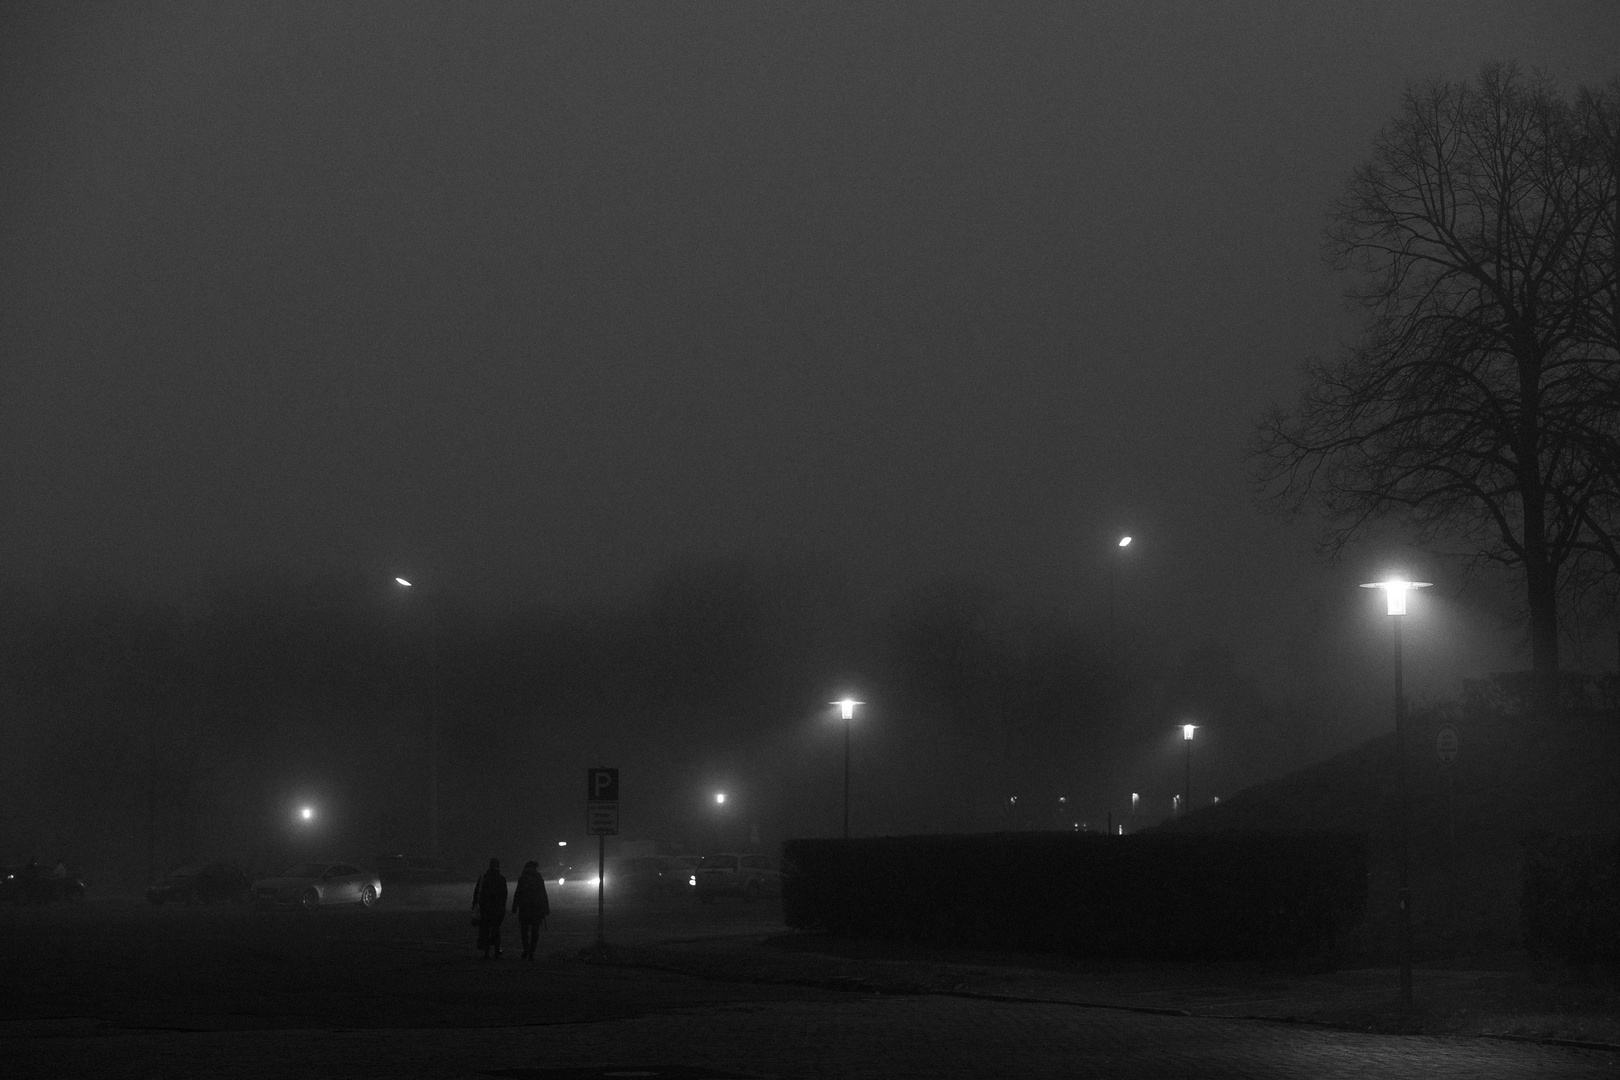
0 559 1315 890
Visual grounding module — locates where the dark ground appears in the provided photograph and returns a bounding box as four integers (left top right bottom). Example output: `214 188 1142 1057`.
3 885 1618 1078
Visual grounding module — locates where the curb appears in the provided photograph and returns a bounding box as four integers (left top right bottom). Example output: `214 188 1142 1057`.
575 950 1620 1051
1480 1031 1620 1054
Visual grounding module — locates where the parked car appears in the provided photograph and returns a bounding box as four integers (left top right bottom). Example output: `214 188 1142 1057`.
147 862 250 905
692 853 782 902
603 855 688 898
252 863 381 909
0 860 86 905
374 854 455 885
545 858 598 890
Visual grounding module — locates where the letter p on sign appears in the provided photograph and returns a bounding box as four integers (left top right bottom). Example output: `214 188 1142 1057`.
588 767 619 802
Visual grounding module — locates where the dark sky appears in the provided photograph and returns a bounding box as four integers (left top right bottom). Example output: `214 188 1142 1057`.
4 2 1619 716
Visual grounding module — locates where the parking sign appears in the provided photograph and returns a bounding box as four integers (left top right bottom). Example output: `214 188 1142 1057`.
587 767 619 802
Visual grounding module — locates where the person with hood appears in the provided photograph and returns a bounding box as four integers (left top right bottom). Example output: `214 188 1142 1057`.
472 858 508 959
512 860 551 961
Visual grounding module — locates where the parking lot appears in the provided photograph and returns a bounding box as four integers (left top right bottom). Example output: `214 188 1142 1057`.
1 883 786 1032
4 888 1618 1078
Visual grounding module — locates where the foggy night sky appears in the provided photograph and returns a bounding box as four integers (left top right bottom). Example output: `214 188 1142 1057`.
4 2 1619 719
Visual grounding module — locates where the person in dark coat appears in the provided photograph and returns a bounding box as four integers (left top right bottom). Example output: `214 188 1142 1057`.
472 858 508 959
512 860 550 961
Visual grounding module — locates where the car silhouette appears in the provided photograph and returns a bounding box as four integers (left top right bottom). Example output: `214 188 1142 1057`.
692 853 781 902
147 862 250 905
251 862 382 909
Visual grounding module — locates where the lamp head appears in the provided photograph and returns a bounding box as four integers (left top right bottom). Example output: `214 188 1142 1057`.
1361 577 1432 615
715 792 726 805
1118 536 1132 548
394 577 413 588
833 697 862 721
1182 724 1196 741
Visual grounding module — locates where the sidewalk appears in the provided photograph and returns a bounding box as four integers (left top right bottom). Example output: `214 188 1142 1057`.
583 929 1620 1050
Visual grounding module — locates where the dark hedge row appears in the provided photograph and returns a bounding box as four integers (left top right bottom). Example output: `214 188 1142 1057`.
1521 834 1620 964
781 831 1368 963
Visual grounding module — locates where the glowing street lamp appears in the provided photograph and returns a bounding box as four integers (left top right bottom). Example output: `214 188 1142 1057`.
1108 535 1133 671
1182 724 1196 814
715 792 726 805
394 575 441 858
1361 576 1431 1005
833 698 862 840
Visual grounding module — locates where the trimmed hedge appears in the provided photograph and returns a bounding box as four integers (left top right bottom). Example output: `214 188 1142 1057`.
1521 833 1620 965
781 831 1367 962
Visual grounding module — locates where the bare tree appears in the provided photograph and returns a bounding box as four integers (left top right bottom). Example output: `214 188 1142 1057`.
1559 81 1620 614
1253 65 1618 715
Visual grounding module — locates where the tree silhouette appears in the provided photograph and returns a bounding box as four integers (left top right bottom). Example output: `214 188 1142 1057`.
1254 65 1619 714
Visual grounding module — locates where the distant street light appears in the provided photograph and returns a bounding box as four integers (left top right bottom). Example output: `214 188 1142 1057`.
715 792 726 805
299 805 315 823
1361 575 1431 1006
395 576 441 858
1108 536 1133 672
1182 724 1196 814
833 698 862 840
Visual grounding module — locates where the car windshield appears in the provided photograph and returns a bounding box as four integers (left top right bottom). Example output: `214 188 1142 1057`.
283 864 328 879
699 856 738 870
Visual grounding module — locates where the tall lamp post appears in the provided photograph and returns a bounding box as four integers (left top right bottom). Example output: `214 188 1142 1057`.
1361 576 1431 1005
395 577 441 858
1108 536 1132 672
1182 724 1196 813
833 698 862 840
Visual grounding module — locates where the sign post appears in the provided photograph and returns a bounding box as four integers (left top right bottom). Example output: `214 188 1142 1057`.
586 767 619 948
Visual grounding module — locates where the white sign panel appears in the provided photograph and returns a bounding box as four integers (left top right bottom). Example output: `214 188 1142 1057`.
586 801 619 836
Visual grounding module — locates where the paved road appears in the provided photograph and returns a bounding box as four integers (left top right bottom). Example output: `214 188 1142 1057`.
9 990 1614 1079
4 895 1615 1078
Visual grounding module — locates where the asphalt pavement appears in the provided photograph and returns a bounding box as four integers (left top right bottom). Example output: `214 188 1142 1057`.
2 887 1615 1078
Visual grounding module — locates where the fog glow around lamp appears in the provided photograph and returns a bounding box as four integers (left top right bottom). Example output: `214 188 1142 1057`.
1360 577 1431 615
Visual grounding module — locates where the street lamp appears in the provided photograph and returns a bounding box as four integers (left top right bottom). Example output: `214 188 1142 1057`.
1361 575 1431 1005
1108 535 1133 672
395 576 441 858
833 698 862 840
1182 724 1196 814
715 792 726 805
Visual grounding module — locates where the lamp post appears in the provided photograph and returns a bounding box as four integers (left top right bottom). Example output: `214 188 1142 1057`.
1361 576 1431 1006
833 698 862 840
1182 724 1196 813
712 791 728 849
1108 536 1132 673
395 577 441 858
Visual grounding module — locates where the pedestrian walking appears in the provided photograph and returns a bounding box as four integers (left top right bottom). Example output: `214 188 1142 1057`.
472 858 508 959
512 860 550 961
